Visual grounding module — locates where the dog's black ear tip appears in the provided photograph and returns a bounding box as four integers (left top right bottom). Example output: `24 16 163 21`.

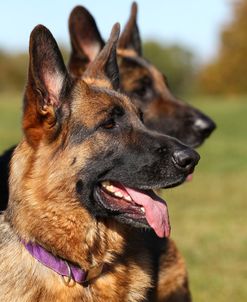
69 5 91 20
30 24 53 45
31 24 49 36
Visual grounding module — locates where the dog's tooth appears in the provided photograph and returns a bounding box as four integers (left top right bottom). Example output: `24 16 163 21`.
124 196 132 202
107 185 115 192
102 181 110 188
141 207 145 213
114 191 123 198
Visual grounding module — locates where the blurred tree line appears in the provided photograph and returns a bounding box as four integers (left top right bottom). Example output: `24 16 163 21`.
1 0 246 97
0 49 69 95
199 0 247 95
0 51 28 93
0 43 196 97
144 42 197 96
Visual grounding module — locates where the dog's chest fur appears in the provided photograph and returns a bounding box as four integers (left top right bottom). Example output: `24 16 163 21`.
0 215 153 302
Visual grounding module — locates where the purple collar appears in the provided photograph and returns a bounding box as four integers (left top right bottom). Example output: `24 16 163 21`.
22 240 104 284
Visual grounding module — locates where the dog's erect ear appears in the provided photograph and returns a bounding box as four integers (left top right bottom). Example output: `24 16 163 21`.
23 25 71 147
83 23 120 90
68 6 105 77
118 2 142 56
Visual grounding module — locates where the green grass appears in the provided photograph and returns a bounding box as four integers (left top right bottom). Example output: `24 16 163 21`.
0 93 246 301
0 92 22 151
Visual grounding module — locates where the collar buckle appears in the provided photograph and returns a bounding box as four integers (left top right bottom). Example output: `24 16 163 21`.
61 260 76 287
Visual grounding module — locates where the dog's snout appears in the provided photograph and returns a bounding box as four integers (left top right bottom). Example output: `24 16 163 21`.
172 149 200 172
193 117 216 138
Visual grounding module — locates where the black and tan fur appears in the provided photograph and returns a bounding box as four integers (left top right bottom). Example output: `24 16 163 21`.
68 2 216 148
0 24 199 301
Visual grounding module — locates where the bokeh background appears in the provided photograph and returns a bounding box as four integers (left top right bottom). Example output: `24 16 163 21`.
0 1 246 301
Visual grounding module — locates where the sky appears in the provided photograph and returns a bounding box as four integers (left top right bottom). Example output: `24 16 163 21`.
0 0 233 61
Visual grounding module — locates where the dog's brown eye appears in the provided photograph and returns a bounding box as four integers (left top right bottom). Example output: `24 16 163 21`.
134 86 147 97
133 76 152 98
101 118 116 130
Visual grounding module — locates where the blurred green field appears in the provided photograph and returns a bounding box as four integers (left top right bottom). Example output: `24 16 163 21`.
0 92 22 150
0 93 247 301
166 96 247 302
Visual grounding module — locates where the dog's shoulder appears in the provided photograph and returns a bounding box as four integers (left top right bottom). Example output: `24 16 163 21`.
139 231 191 301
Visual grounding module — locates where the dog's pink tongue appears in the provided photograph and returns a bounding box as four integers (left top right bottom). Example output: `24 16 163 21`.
125 187 170 238
186 174 193 182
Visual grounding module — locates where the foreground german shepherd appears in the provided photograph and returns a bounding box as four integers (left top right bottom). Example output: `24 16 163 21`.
0 24 199 301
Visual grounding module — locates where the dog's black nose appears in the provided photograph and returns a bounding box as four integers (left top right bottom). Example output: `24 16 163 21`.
193 117 216 138
172 149 200 172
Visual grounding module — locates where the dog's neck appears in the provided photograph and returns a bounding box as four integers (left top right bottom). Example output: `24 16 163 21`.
21 239 107 285
7 206 126 272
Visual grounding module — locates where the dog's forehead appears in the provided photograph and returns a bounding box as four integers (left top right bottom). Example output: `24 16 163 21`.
70 80 138 128
119 55 150 78
119 54 168 94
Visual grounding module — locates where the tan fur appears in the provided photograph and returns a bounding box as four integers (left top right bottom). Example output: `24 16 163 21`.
117 48 138 58
82 76 112 89
157 240 191 302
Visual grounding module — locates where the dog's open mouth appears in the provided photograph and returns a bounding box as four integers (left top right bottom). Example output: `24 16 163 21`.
95 181 170 238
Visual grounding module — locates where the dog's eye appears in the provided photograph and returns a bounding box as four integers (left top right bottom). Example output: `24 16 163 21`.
133 77 152 98
139 110 144 123
101 118 116 130
134 86 148 97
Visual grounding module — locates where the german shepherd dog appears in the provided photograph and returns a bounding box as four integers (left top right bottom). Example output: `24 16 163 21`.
0 23 199 301
68 2 216 148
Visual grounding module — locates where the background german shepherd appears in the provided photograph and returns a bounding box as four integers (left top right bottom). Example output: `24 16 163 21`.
0 23 199 301
68 2 216 148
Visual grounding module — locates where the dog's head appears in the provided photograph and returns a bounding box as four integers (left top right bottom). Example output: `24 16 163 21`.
68 3 216 148
9 24 199 245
